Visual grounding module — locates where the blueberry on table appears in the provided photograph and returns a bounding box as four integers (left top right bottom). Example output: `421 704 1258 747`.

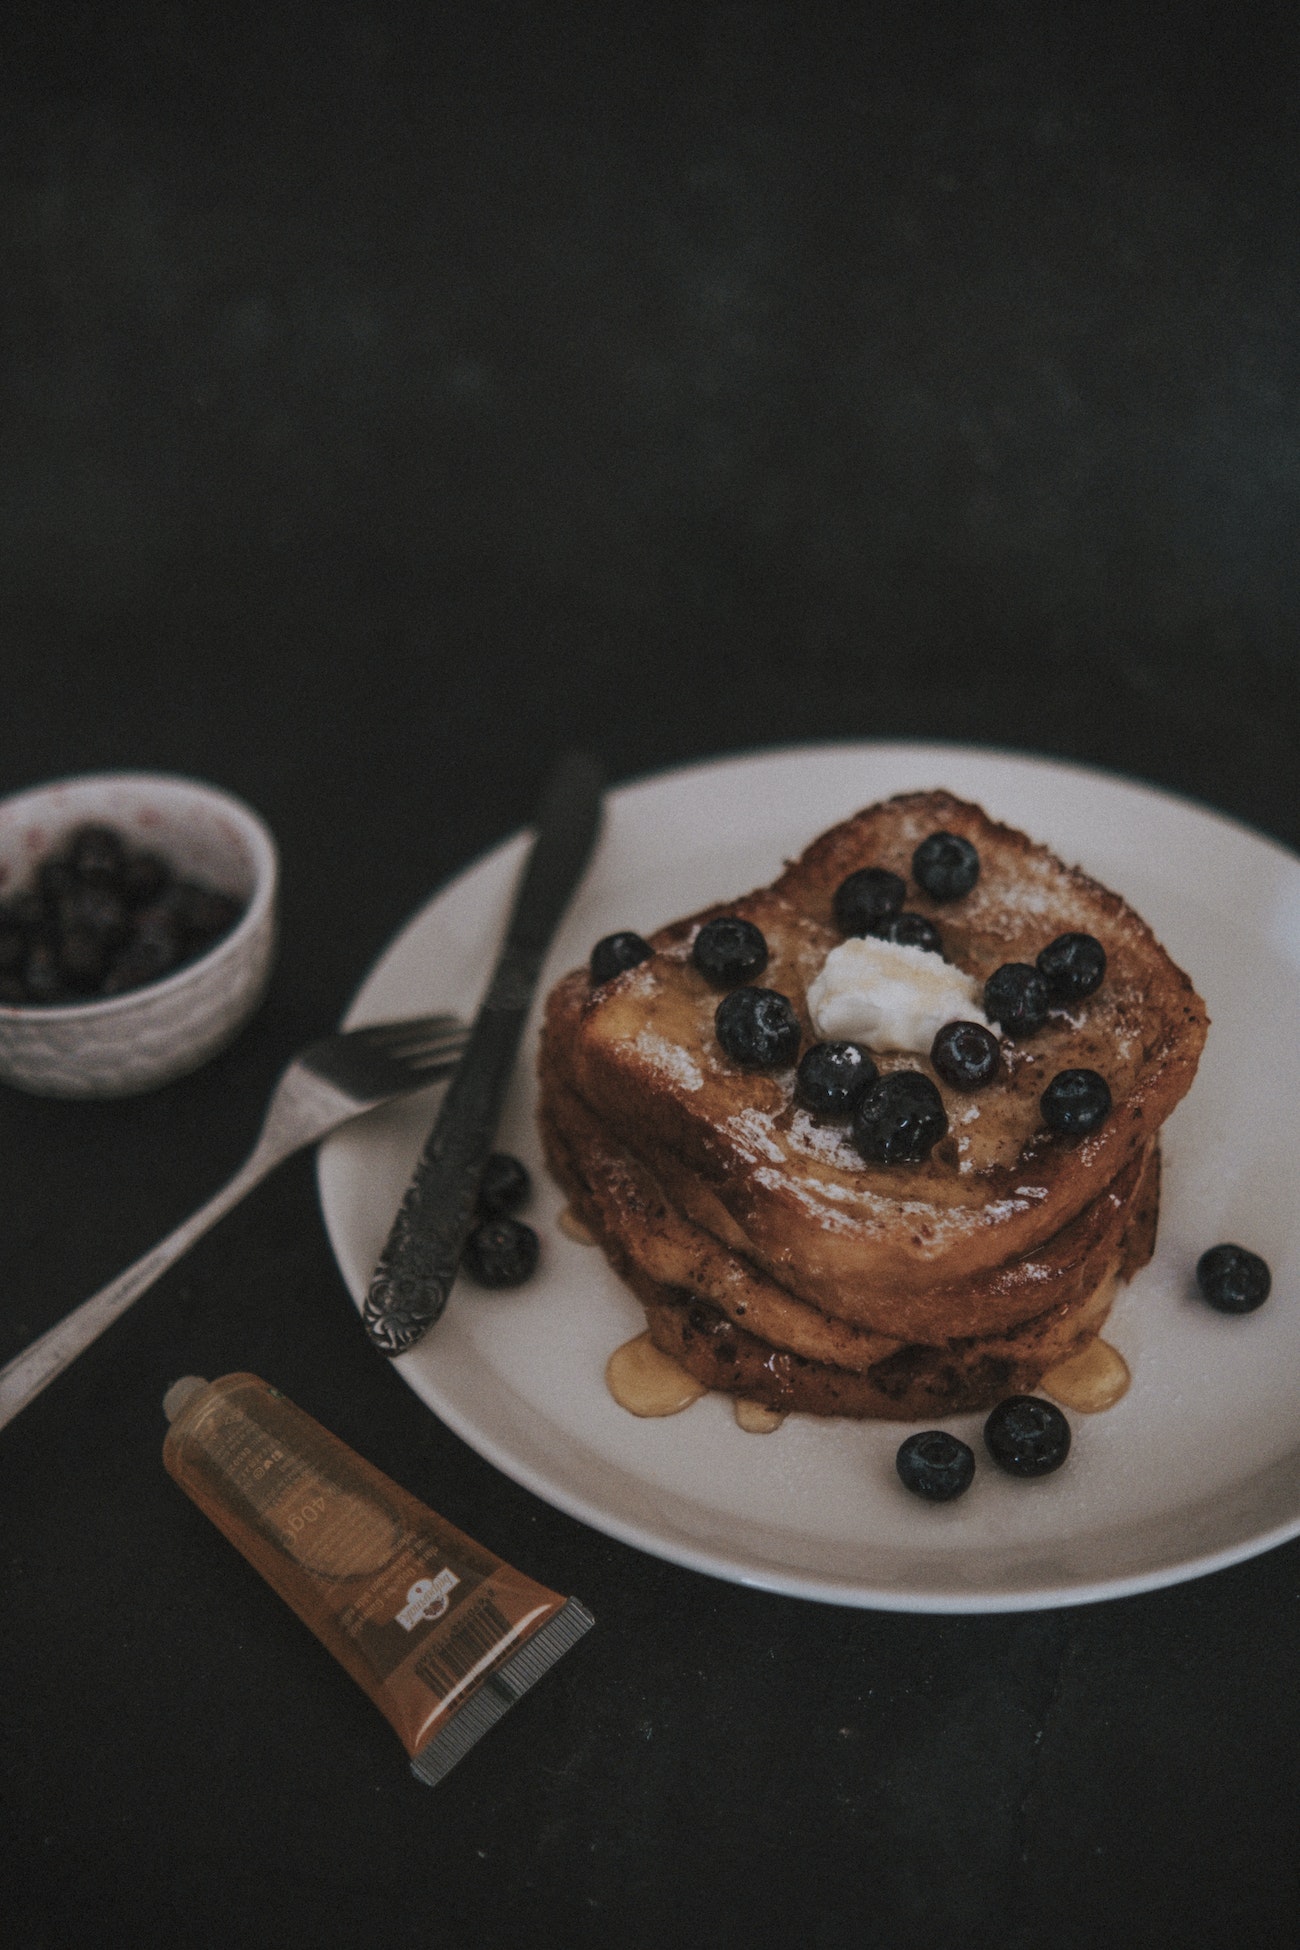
1196 1243 1271 1314
852 1070 948 1165
881 912 944 956
476 1152 531 1217
833 867 906 938
461 1217 540 1288
984 1396 1071 1477
983 962 1049 1037
795 1040 878 1117
912 831 980 901
1037 931 1106 1000
590 931 653 986
1041 1068 1111 1136
714 986 801 1069
896 1430 976 1502
692 915 769 987
931 1019 1000 1090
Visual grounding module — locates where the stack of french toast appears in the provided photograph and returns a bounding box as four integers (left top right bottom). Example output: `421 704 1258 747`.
538 791 1208 1420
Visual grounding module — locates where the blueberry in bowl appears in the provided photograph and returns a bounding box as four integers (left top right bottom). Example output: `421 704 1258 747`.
0 772 277 1098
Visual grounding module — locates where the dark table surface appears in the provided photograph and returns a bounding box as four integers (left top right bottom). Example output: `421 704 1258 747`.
5 6 1300 1946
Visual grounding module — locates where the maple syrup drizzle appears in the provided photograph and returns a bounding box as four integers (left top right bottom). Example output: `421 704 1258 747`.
1040 1337 1131 1414
605 1332 708 1417
734 1399 786 1434
558 1206 597 1245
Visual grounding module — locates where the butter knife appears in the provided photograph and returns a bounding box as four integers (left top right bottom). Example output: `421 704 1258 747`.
362 750 605 1355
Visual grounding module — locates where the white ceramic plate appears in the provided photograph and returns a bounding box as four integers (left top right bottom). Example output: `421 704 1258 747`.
318 743 1300 1612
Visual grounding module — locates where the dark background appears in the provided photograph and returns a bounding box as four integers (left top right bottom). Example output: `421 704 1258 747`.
4 5 1300 1946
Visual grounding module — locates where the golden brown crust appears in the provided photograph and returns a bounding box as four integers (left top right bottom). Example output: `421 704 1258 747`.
554 791 1206 1316
541 1018 1156 1355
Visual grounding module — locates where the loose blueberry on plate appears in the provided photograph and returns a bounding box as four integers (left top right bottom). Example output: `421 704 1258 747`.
590 931 653 986
1041 1068 1111 1136
461 1216 540 1288
832 867 906 938
896 1430 976 1502
1037 931 1106 1000
931 1019 1000 1090
912 830 980 901
477 1152 531 1217
692 915 769 987
715 986 801 1069
795 1040 878 1117
1195 1243 1272 1314
983 962 1049 1037
984 1396 1071 1477
853 1070 948 1165
882 911 944 955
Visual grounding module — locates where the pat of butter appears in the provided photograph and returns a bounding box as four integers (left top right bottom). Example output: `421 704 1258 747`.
806 936 991 1055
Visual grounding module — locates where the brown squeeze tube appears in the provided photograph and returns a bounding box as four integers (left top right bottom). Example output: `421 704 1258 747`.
162 1373 594 1786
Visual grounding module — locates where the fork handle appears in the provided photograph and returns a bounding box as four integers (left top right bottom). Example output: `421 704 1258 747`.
0 1138 286 1435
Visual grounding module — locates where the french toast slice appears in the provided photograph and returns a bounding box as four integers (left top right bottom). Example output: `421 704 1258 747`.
540 1041 1159 1417
554 791 1206 1338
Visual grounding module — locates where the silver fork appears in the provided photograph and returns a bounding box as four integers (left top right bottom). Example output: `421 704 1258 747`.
0 1012 469 1434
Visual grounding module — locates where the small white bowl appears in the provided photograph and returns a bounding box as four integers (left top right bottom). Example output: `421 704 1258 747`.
0 772 278 1098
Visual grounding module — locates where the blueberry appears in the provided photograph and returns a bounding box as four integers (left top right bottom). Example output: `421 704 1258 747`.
1041 1068 1111 1136
931 1020 1000 1090
912 831 980 901
590 931 653 986
0 913 27 974
67 823 127 889
983 962 1049 1037
1196 1243 1271 1314
120 850 171 907
692 916 769 988
37 857 77 914
57 926 108 992
1037 932 1106 1001
881 912 944 956
833 867 906 938
57 885 129 951
795 1040 878 1118
896 1430 976 1502
171 881 243 949
23 942 68 1005
853 1070 948 1165
477 1152 531 1217
714 986 801 1069
461 1216 540 1288
984 1396 1071 1477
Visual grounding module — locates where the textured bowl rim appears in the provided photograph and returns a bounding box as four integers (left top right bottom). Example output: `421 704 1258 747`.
0 769 279 1022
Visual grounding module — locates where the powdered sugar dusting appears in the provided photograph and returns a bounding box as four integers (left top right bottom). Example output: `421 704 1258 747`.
633 1029 704 1091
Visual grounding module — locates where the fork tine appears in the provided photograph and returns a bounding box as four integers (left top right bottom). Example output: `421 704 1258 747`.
347 1012 464 1049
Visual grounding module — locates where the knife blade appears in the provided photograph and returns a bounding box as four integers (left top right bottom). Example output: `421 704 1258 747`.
362 749 605 1356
